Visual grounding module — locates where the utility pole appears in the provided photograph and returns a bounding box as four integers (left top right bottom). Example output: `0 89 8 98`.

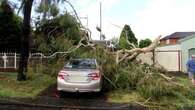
79 15 88 28
96 2 103 40
100 2 102 40
86 15 88 28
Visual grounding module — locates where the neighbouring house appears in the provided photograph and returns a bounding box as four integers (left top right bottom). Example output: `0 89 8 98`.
138 32 195 72
156 32 195 72
160 32 195 45
179 34 195 72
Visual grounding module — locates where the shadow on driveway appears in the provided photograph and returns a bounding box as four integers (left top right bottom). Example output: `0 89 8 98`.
0 83 146 110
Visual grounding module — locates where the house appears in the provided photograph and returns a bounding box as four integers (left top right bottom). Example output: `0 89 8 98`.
160 32 195 45
154 32 195 72
179 34 195 72
138 32 195 72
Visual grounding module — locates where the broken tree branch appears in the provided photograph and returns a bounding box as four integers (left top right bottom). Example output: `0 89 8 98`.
115 35 161 64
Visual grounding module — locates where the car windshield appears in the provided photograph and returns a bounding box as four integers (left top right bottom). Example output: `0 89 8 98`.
65 59 97 69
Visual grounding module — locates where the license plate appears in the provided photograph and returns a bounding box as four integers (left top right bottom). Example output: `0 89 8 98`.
69 76 88 83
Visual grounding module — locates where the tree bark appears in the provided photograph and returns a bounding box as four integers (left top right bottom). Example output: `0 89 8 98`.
17 0 34 81
116 35 161 64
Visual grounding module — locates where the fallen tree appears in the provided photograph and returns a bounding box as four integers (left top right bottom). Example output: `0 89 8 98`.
30 1 193 109
33 0 161 64
115 35 161 64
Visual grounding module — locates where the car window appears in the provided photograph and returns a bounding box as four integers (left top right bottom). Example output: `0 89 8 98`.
65 59 96 69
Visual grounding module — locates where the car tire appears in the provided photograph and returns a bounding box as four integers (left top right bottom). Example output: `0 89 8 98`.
58 90 64 98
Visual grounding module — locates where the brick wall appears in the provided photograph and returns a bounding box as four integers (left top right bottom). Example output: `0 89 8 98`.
160 38 178 45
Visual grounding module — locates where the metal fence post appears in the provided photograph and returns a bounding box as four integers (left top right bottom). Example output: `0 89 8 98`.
14 52 17 69
3 53 7 69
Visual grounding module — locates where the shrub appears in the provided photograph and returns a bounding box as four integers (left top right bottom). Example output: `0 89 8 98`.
41 58 65 76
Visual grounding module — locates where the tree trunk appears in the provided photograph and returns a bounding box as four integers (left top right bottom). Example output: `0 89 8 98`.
17 0 34 81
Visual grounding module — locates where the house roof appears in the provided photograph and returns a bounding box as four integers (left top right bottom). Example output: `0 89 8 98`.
161 32 195 40
179 34 195 43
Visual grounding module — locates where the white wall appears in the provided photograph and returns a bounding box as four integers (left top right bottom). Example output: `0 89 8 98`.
155 51 181 71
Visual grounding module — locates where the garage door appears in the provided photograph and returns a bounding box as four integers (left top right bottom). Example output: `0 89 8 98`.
189 48 195 58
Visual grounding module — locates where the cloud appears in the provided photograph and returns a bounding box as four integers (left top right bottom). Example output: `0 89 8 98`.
70 0 195 40
133 0 195 40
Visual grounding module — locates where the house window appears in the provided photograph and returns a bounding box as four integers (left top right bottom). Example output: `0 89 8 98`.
166 39 170 44
189 48 195 59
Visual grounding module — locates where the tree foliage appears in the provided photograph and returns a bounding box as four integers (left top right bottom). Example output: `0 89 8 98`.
35 0 60 20
0 0 22 51
34 13 83 54
139 38 152 48
110 37 119 49
119 24 137 49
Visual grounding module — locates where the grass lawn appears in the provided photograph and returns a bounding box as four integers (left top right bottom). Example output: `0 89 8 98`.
106 74 195 110
0 72 56 98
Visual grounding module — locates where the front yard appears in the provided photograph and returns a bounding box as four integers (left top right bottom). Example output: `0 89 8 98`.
0 72 56 98
1 71 195 109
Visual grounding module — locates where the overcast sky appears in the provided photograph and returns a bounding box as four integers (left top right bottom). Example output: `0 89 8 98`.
12 0 195 41
69 0 195 40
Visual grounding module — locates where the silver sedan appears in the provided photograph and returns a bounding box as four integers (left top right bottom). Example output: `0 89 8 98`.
57 59 103 92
